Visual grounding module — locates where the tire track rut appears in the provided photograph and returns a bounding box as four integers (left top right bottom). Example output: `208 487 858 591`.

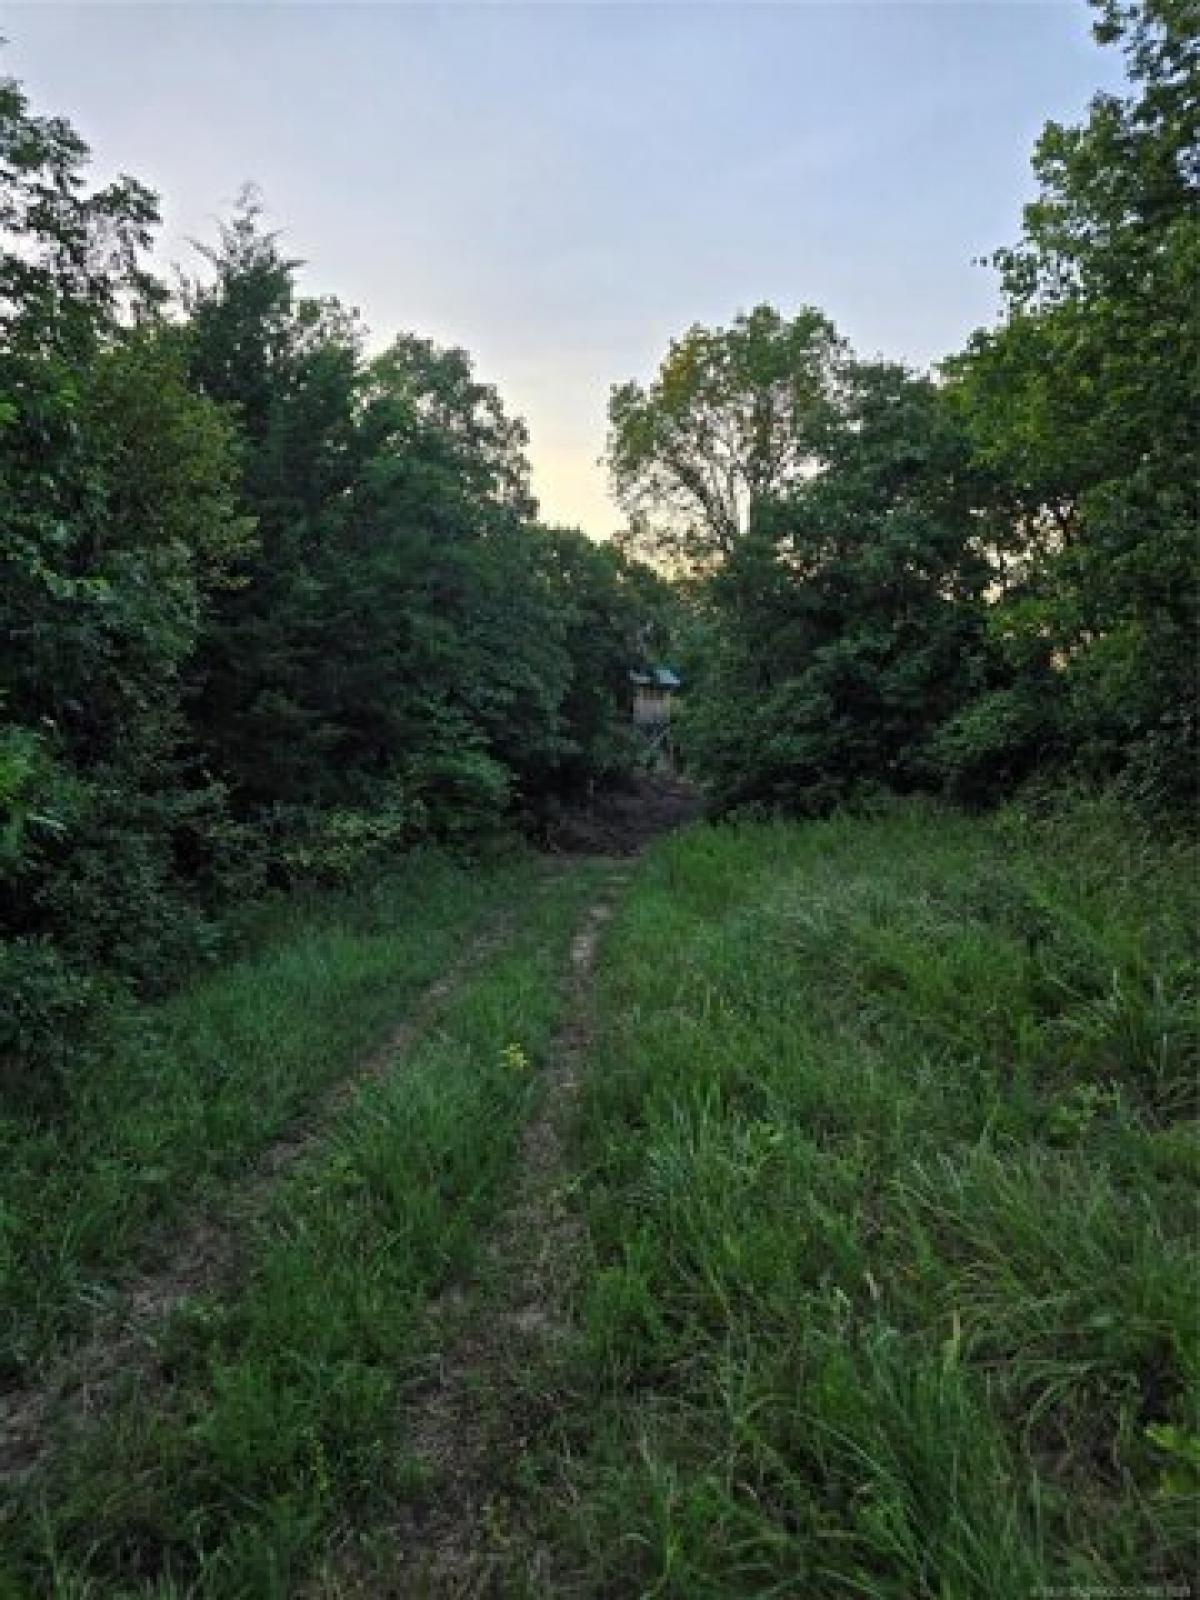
0 907 518 1484
312 870 630 1597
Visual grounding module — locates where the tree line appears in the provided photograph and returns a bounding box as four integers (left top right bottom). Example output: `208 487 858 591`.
0 102 671 1098
2 0 1194 1097
607 0 1197 819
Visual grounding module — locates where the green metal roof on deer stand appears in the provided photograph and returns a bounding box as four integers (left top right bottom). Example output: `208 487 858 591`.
628 667 681 689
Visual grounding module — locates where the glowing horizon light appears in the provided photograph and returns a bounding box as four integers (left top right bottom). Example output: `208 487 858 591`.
2 1 1124 539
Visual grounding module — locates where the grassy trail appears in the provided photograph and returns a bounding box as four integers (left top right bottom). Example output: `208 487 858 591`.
311 875 633 1595
0 851 626 1596
0 852 539 1390
2 800 1196 1597
0 896 518 1486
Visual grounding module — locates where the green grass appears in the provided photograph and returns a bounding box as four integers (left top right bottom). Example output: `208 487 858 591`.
3 798 1195 1597
0 848 534 1383
1 858 614 1597
501 797 1198 1596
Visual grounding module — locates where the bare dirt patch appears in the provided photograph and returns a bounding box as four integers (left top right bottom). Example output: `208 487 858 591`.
0 909 517 1485
539 774 702 858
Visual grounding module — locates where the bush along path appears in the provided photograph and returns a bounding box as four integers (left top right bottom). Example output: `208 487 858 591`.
0 855 624 1596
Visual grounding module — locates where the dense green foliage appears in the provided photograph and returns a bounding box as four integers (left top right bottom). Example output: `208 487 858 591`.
608 303 844 565
612 0 1198 816
0 76 247 1057
946 0 1199 807
0 6 1192 1590
684 364 997 813
510 803 1198 1595
0 103 664 1097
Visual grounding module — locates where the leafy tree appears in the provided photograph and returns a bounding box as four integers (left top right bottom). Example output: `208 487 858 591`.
0 83 246 887
303 326 563 816
683 365 993 813
0 75 161 362
366 334 537 523
607 304 845 567
180 201 654 843
679 1 1198 816
0 75 248 1094
948 0 1199 805
527 528 673 792
181 199 370 808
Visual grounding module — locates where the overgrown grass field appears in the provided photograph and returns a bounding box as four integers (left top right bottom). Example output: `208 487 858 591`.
511 799 1198 1596
1 854 614 1594
1 801 1195 1597
0 848 534 1384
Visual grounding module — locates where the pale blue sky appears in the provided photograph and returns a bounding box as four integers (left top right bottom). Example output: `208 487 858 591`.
4 2 1123 534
